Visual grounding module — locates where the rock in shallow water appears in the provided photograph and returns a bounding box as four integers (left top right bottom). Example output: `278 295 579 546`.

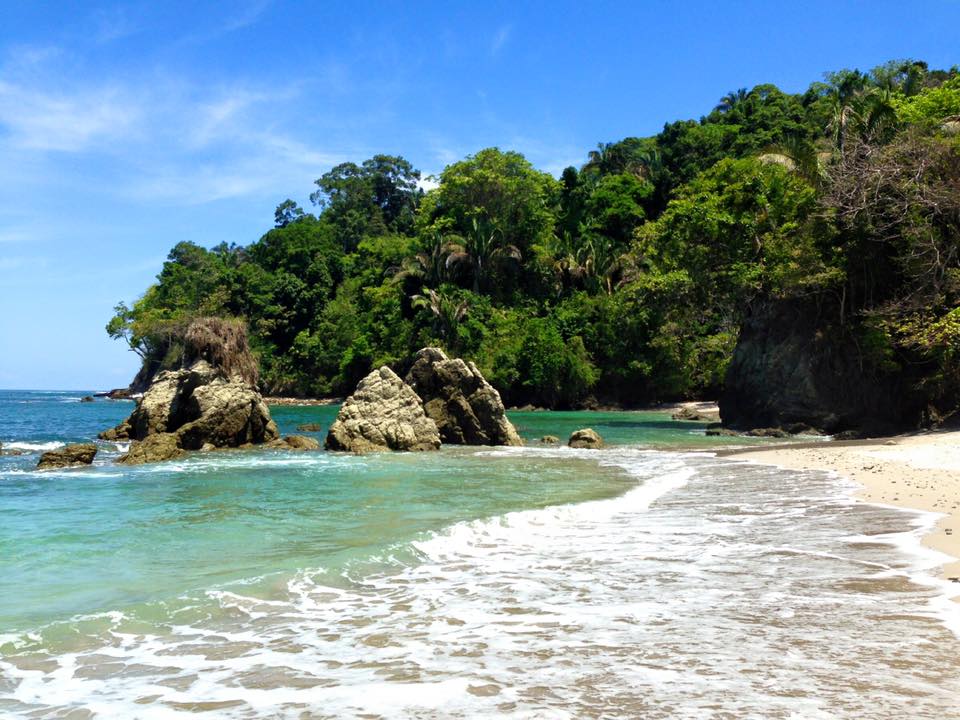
568 428 604 449
37 443 97 469
404 347 522 447
119 433 184 465
102 358 279 464
325 367 440 453
270 435 321 451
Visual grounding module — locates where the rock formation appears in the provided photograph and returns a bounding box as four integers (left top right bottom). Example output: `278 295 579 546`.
720 300 911 434
404 347 522 446
325 367 440 453
37 443 97 469
568 428 603 449
101 318 279 465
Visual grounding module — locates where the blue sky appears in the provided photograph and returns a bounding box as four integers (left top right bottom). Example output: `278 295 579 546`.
1 1 957 390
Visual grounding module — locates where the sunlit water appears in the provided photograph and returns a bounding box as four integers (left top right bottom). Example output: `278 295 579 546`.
1 390 958 718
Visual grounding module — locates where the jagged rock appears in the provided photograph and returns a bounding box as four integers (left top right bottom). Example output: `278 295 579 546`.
175 378 278 449
540 435 560 444
99 420 132 441
568 428 603 449
100 320 280 466
119 433 184 465
270 435 321 451
404 347 522 446
37 443 97 469
325 367 440 453
296 423 323 432
80 396 94 403
103 359 278 451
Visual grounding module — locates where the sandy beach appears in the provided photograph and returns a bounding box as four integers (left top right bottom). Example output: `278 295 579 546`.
724 431 960 581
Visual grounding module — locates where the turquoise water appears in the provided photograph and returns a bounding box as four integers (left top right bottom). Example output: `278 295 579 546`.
2 390 960 718
1 393 641 633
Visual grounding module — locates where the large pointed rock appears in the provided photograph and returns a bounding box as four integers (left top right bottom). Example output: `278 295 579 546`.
325 367 440 453
404 348 522 446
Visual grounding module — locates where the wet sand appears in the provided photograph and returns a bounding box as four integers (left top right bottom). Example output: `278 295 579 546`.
723 431 960 581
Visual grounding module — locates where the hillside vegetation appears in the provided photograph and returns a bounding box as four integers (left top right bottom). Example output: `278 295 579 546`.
108 60 960 429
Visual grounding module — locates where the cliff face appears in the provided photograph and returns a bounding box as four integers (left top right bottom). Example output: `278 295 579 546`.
719 301 920 435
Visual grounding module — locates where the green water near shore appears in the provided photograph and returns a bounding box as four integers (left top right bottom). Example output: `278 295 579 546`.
4 392 960 718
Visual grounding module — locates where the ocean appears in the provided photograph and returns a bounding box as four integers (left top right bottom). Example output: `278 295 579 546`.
1 389 958 718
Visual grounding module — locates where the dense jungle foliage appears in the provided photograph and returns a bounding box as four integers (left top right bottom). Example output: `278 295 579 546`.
108 60 960 416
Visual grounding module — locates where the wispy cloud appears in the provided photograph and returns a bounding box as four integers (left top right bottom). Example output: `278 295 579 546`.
0 80 141 152
92 6 139 43
491 24 512 56
0 46 349 207
223 0 273 33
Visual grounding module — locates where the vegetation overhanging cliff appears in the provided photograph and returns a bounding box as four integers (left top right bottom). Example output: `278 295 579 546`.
108 59 960 433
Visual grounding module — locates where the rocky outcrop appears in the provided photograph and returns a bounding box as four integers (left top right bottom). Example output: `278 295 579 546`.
720 300 913 434
540 435 560 444
103 359 278 454
101 319 281 466
37 443 97 469
404 347 522 446
568 428 603 449
325 367 440 453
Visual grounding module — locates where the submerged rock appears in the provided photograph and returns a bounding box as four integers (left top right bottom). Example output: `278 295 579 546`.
80 396 95 403
404 347 522 446
269 434 321 451
37 443 97 469
540 435 560 444
568 428 603 449
325 367 440 453
296 423 323 432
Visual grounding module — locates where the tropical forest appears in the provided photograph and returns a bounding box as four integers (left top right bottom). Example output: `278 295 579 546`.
108 59 960 433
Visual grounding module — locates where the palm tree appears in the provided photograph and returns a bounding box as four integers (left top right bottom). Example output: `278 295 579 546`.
828 87 898 151
411 288 469 350
715 87 750 114
444 217 521 293
758 135 824 184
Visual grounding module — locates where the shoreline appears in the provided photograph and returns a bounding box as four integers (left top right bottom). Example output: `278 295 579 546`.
718 431 960 582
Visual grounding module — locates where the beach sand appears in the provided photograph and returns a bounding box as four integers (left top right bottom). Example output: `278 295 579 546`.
723 431 960 581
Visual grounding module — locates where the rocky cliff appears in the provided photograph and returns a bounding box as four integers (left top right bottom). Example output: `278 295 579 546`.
719 300 920 435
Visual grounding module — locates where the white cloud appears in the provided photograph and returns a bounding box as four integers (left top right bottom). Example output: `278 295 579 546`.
0 80 141 152
491 24 512 56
